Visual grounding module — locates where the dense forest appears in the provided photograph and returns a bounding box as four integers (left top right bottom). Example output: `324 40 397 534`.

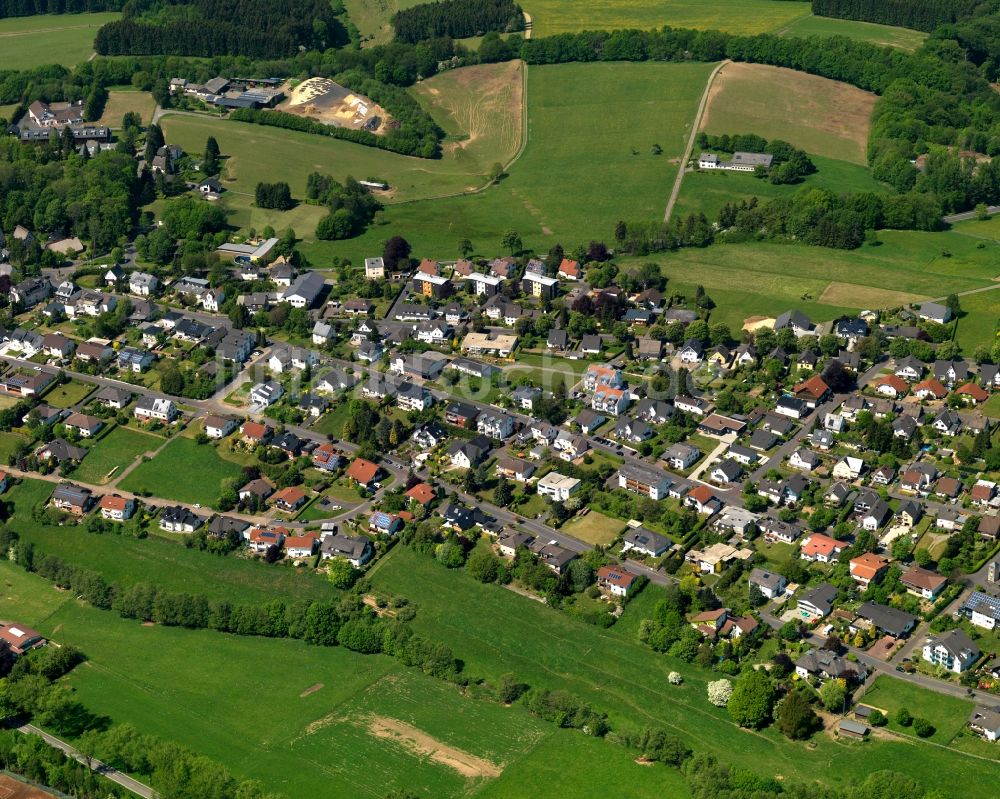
0 0 121 16
0 137 140 253
95 0 346 57
393 0 524 44
811 0 981 32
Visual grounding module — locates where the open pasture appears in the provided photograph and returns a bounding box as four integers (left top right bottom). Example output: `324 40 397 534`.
701 62 877 165
561 511 626 546
0 12 118 70
95 90 157 128
523 0 810 37
631 229 1000 332
777 14 927 49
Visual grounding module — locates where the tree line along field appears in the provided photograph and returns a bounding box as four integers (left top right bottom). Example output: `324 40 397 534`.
0 12 119 70
776 13 928 49
300 59 714 265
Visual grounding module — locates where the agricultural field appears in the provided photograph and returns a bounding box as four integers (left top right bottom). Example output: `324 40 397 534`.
118 436 246 508
0 12 118 70
700 62 877 164
0 561 73 628
302 60 714 264
369 546 1000 794
72 426 164 485
777 14 927 50
628 229 1000 333
523 0 810 37
4 479 339 604
95 90 157 128
672 154 885 221
412 60 524 180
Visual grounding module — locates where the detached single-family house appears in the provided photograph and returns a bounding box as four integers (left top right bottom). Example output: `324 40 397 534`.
923 629 980 673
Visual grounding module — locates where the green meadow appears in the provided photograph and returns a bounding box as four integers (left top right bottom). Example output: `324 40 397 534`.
673 155 885 221
73 426 164 485
301 60 714 265
777 14 927 50
0 12 118 70
118 435 246 508
523 0 811 37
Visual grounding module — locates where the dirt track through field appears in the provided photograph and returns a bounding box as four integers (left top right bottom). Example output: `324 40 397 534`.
367 715 503 779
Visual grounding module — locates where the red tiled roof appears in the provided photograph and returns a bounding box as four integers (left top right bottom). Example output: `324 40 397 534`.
405 482 435 505
913 378 947 398
346 458 379 485
794 375 830 401
241 421 271 440
955 382 989 402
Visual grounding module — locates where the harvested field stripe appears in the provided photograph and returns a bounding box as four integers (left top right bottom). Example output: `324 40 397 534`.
367 715 503 779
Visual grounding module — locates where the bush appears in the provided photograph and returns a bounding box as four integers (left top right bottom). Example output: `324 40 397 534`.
894 707 912 727
913 717 935 737
868 708 887 726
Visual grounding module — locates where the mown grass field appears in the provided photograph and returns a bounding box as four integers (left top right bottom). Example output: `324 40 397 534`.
0 12 118 69
118 436 245 508
524 0 810 37
777 14 927 49
673 154 885 221
701 62 877 164
301 60 713 264
861 676 974 745
369 547 1000 792
0 431 28 463
5 479 339 604
631 229 1000 332
561 511 626 546
72 426 164 485
95 90 157 127
42 379 95 408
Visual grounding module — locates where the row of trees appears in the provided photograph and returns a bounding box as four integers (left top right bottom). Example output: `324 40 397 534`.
393 0 524 44
0 0 121 16
254 181 294 211
811 0 980 32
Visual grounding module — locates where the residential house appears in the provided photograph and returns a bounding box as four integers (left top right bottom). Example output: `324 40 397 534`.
249 381 283 407
94 386 131 410
98 494 136 521
618 463 672 500
961 592 1000 630
536 472 582 501
63 413 102 438
281 271 326 309
204 415 238 439
800 533 845 563
749 568 787 600
917 301 952 324
596 565 637 597
796 650 865 682
477 410 515 440
797 583 838 618
832 456 865 481
789 448 820 472
622 527 670 558
496 457 536 483
969 707 1000 742
159 506 202 532
855 602 917 637
685 485 721 516
272 486 308 512
923 629 980 673
240 421 272 447
51 483 92 515
901 566 947 600
849 553 890 588
134 396 177 423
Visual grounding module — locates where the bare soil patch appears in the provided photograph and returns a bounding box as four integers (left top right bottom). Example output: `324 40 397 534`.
299 683 324 698
279 78 390 133
367 714 503 779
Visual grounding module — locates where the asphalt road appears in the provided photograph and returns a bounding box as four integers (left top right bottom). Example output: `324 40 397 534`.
17 724 156 798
